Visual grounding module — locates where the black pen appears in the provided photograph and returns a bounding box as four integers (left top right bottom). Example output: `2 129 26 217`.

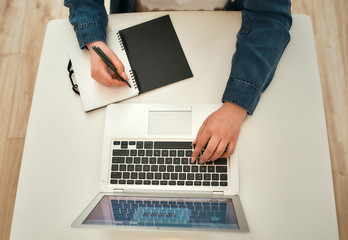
92 46 131 88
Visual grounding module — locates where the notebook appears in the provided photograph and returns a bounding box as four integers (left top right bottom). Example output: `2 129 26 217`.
68 15 193 112
72 103 248 231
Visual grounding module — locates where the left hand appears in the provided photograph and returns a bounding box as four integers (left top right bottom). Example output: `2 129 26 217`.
191 102 247 163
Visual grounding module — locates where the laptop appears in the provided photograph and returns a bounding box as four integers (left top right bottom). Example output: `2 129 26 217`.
72 103 248 232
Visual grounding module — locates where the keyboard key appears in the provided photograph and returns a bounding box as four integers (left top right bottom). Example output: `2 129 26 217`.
187 173 194 180
111 164 118 171
112 157 125 163
214 158 227 165
183 166 190 172
139 173 146 179
127 180 134 184
194 181 202 186
181 158 189 164
121 142 128 149
204 173 211 180
141 157 148 164
191 166 198 172
195 173 202 180
130 150 137 156
161 150 169 157
154 141 192 149
135 165 142 171
155 173 162 179
200 166 207 172
110 180 117 184
151 165 158 172
138 150 145 156
173 158 180 164
179 173 186 180
186 181 193 186
119 165 126 171
123 172 130 179
144 180 151 185
111 172 122 179
144 141 153 149
208 166 215 172
170 150 177 157
135 180 142 185
185 150 193 157
154 150 161 156
113 141 120 145
177 181 185 185
126 157 133 164
136 141 144 149
143 165 150 171
152 180 159 185
165 158 172 164
131 172 138 179
220 182 228 186
157 158 164 164
127 165 134 171
119 179 126 184
203 181 210 186
160 181 168 185
169 181 176 185
212 174 219 180
175 165 182 172
220 174 228 180
167 165 174 172
216 166 228 173
178 150 184 157
133 157 140 164
159 165 166 172
147 173 154 179
211 182 219 186
163 173 170 180
113 149 129 156
149 157 156 164
171 173 178 180
129 141 136 145
146 150 153 156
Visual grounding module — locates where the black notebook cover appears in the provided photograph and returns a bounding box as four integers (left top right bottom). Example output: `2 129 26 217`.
119 15 193 93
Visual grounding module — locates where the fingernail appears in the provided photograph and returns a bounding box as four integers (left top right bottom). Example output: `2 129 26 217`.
191 157 196 163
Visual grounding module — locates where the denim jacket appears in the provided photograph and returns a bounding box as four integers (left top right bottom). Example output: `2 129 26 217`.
64 0 292 114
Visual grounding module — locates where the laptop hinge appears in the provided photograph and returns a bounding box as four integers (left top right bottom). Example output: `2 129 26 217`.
112 189 124 193
212 191 224 195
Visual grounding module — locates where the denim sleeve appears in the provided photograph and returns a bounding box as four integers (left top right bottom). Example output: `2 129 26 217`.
64 0 108 49
222 0 292 114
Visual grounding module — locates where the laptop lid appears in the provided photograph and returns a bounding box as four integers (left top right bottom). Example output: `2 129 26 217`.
100 103 239 195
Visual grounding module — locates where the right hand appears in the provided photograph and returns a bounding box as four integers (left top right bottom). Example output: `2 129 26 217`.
86 41 129 87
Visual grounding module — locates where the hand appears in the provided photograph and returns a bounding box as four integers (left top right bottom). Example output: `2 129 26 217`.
191 102 247 163
86 41 129 87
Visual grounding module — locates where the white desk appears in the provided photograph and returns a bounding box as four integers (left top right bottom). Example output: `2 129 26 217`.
10 12 338 240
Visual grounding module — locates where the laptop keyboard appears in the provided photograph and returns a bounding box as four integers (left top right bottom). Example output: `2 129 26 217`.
110 140 228 187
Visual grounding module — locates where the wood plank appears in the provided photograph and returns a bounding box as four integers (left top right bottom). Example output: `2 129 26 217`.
0 139 24 240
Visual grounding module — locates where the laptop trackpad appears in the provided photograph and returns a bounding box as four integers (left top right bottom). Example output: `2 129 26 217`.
148 107 192 135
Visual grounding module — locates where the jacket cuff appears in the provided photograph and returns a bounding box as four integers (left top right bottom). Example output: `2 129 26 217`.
74 21 107 49
222 77 261 115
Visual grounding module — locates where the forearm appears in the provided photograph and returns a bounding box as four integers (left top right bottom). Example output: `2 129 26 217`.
64 0 108 49
223 0 292 114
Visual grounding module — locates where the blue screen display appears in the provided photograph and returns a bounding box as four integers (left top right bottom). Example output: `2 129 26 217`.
83 195 238 229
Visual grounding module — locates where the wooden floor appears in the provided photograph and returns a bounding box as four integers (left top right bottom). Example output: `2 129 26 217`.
0 0 347 239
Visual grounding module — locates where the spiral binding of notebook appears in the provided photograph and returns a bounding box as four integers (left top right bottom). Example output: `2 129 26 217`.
129 69 138 90
116 32 126 51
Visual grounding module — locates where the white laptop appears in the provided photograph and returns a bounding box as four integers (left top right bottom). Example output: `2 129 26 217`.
72 103 248 232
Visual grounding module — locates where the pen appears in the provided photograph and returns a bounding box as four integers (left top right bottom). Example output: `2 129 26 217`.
92 46 131 88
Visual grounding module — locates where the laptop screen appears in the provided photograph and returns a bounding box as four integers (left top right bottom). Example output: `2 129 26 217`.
82 195 239 230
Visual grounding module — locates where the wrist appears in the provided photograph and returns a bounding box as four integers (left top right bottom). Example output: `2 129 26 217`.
222 101 247 120
86 41 106 50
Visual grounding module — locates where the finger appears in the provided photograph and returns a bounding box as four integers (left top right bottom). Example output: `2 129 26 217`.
199 137 220 163
100 69 127 87
207 140 229 162
191 133 210 164
221 142 236 158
